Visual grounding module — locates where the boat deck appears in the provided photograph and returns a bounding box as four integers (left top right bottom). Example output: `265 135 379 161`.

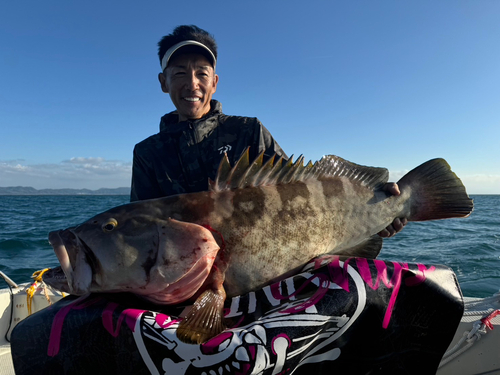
0 344 14 375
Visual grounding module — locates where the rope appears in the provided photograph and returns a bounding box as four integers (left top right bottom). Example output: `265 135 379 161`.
26 268 54 315
439 320 486 367
462 291 500 316
481 309 500 330
439 306 500 368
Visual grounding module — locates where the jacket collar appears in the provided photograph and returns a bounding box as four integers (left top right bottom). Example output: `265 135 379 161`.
159 100 222 133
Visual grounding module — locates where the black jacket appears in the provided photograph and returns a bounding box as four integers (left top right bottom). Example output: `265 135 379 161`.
130 100 286 201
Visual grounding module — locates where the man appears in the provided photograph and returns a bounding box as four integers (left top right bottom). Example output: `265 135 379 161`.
130 25 286 202
130 24 405 235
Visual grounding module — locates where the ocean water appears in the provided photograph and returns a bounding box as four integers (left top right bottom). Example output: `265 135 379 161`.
0 195 498 298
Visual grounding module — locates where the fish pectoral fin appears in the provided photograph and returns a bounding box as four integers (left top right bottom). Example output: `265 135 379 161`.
336 235 383 259
176 288 227 344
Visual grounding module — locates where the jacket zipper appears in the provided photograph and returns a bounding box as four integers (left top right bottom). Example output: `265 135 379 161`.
189 122 209 182
173 128 192 190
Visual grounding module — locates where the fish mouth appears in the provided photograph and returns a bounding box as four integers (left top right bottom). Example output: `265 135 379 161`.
139 251 218 305
48 229 93 295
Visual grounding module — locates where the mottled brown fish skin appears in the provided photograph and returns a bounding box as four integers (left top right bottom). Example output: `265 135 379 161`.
205 178 396 296
132 176 397 298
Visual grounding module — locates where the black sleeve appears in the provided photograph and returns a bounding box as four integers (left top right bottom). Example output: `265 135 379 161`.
130 145 164 202
256 119 288 161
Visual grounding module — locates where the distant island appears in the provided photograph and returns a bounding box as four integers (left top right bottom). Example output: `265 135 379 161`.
0 186 130 196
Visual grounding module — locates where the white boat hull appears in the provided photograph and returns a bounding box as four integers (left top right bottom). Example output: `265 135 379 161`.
1 282 65 375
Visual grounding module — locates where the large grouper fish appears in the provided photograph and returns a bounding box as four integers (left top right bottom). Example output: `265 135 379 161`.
43 149 473 344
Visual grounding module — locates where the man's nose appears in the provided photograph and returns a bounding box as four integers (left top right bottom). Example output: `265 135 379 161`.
185 72 199 90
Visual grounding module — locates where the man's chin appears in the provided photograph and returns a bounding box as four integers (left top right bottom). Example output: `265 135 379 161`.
179 108 210 121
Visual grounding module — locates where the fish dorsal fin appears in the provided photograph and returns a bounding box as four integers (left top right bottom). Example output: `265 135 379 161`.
227 148 250 186
315 155 389 190
252 151 279 186
210 148 389 191
212 153 232 190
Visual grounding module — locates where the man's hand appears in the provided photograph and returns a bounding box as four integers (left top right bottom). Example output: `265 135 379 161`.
378 183 408 238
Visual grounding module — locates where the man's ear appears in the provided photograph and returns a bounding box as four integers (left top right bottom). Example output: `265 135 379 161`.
212 74 219 94
158 72 169 93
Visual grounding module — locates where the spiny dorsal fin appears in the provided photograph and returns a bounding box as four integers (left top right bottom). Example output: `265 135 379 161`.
210 147 389 191
227 148 250 187
238 152 264 188
252 151 279 186
213 153 232 189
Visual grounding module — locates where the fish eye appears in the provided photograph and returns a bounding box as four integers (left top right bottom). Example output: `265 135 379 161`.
102 218 118 232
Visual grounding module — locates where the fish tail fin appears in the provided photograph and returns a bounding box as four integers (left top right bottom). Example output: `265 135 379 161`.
398 158 473 221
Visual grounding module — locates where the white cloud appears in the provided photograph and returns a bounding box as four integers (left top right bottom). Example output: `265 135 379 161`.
11 164 29 171
460 174 500 195
0 158 132 190
64 157 105 165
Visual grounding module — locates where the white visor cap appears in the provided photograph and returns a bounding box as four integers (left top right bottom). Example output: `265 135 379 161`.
161 40 216 72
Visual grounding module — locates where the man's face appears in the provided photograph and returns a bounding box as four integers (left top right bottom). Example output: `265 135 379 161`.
159 53 219 122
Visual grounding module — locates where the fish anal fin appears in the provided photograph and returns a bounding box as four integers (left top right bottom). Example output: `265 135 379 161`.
176 287 227 345
335 235 383 259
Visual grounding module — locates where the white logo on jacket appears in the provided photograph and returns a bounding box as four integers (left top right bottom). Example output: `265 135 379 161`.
218 145 232 154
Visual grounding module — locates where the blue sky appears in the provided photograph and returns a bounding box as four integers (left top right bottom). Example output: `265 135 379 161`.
1 1 499 194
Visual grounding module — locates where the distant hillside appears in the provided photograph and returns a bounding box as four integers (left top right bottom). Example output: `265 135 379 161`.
0 186 130 196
